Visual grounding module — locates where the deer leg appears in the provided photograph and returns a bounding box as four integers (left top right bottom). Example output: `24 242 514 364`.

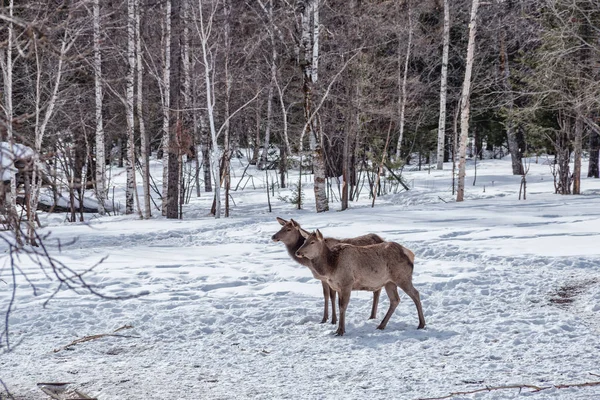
377 282 400 330
329 286 337 325
336 287 351 336
399 281 426 329
369 288 381 319
320 281 330 323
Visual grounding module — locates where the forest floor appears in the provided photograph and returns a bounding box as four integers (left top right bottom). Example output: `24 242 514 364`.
1 155 600 399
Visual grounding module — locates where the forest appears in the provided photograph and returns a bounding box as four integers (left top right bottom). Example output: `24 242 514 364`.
1 0 600 245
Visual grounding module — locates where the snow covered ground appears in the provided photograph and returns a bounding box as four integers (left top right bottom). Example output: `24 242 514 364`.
1 155 600 399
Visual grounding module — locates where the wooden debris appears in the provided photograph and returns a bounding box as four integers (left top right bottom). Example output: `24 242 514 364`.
53 325 138 353
418 380 600 400
37 383 96 400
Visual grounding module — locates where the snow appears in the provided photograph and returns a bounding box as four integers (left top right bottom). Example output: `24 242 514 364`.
1 155 600 399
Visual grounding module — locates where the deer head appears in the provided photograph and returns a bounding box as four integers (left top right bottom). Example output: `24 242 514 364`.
271 217 306 245
295 229 324 260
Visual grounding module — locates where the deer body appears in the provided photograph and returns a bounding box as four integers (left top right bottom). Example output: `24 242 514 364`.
296 230 425 336
272 218 383 324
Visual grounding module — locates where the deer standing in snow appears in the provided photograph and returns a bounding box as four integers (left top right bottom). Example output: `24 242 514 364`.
272 217 383 324
295 229 425 336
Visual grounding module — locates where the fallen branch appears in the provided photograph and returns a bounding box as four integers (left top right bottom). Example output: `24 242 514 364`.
53 325 137 353
37 382 96 400
418 380 600 400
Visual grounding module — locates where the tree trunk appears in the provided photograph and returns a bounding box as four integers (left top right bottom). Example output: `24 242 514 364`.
198 0 222 218
456 0 480 202
588 128 599 178
93 0 106 215
572 115 582 194
395 5 413 160
166 0 181 219
30 25 69 242
161 0 171 215
125 0 137 215
137 0 151 218
200 114 212 192
223 0 232 217
259 0 277 170
300 0 328 212
436 0 450 170
500 25 523 175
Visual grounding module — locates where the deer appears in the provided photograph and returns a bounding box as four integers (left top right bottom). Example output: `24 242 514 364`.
272 217 384 324
295 229 426 336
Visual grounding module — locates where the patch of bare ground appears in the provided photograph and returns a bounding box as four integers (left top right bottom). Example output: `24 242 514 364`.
549 278 599 307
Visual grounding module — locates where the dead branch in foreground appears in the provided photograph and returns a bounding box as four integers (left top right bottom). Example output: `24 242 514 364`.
53 324 137 353
37 382 96 400
418 378 600 400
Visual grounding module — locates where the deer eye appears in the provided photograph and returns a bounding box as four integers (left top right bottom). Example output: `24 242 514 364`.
310 241 315 245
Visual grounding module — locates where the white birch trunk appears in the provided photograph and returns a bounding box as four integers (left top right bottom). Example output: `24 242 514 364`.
182 0 192 120
259 0 276 169
137 0 151 218
298 0 313 151
0 0 20 244
311 0 319 83
161 0 172 215
198 0 222 218
29 30 69 242
222 0 232 217
456 0 480 202
395 8 413 160
436 0 450 170
93 0 106 215
274 74 291 156
125 0 139 216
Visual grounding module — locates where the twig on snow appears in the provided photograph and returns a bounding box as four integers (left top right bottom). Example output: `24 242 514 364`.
417 380 600 400
53 324 138 353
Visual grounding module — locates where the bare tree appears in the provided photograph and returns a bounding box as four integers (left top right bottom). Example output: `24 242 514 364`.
456 0 480 202
395 3 414 160
299 0 328 212
435 0 450 170
137 0 151 219
93 0 107 215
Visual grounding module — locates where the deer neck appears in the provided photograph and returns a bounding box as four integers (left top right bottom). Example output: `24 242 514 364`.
287 235 310 266
311 244 336 277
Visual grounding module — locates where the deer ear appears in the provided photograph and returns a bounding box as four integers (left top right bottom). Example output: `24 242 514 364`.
290 219 300 228
316 229 324 241
276 217 287 226
299 229 310 239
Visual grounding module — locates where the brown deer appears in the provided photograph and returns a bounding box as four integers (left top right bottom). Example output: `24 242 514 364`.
272 217 383 324
295 229 425 336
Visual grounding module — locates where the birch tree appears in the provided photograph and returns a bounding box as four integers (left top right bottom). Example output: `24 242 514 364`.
395 3 414 160
93 0 107 215
456 0 480 202
299 0 328 212
28 25 73 243
0 0 21 243
166 0 182 219
435 0 450 170
137 0 151 218
161 0 171 215
125 0 141 216
197 0 223 218
258 0 277 171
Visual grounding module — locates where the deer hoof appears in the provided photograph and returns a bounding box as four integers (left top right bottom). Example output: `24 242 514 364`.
335 328 345 336
331 318 337 325
376 324 386 330
417 323 426 329
320 317 328 324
